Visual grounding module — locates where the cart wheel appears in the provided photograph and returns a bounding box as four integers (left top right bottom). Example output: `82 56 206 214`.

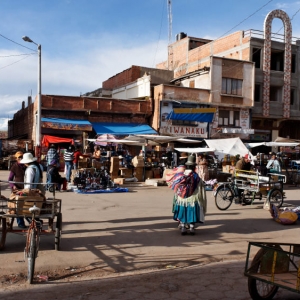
55 213 62 251
48 185 54 193
215 185 234 210
248 248 279 300
0 217 7 250
27 228 38 284
268 189 283 208
241 191 254 205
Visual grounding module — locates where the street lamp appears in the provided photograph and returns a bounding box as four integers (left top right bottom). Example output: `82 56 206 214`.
22 36 41 148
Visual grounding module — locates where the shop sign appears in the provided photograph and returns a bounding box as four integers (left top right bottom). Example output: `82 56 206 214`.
160 125 207 138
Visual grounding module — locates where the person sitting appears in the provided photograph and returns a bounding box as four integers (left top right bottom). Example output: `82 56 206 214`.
47 159 67 191
92 146 101 160
235 154 252 171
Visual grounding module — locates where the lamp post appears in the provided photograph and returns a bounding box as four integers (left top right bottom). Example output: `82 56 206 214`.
22 36 41 150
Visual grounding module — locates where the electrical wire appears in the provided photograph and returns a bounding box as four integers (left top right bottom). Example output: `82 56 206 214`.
218 0 274 39
0 33 36 52
0 53 35 71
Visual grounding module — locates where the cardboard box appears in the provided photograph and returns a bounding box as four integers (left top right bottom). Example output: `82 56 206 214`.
145 170 153 179
132 156 144 167
113 178 125 185
119 168 132 178
222 165 235 173
8 196 44 216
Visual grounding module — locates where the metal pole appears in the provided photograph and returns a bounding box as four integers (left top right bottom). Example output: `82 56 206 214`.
37 44 41 147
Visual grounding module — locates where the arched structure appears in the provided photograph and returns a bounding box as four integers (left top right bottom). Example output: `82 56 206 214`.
262 9 292 117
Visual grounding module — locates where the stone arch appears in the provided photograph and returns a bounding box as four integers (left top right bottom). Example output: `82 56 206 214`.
262 9 292 117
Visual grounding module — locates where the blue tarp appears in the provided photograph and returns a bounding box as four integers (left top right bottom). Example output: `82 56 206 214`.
91 122 157 135
75 187 129 194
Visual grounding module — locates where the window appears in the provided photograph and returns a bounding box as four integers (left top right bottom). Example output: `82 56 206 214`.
222 78 243 96
271 49 284 71
218 110 240 126
292 54 296 73
270 86 282 102
254 84 261 102
189 80 195 88
252 48 261 68
290 88 295 106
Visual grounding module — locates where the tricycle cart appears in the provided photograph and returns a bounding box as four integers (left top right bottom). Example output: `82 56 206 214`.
0 181 62 283
214 169 286 210
244 241 300 300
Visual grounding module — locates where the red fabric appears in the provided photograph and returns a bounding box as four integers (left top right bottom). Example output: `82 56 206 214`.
42 135 74 147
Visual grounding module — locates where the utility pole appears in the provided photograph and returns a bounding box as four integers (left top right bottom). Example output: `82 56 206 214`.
167 0 172 45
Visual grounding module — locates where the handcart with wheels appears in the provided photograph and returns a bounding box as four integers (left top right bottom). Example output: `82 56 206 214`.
244 241 300 300
0 180 62 283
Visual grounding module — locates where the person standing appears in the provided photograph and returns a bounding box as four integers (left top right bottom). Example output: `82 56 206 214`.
73 146 83 170
167 154 207 235
8 151 27 228
197 153 209 181
266 152 282 173
64 145 74 183
45 144 59 170
20 152 45 195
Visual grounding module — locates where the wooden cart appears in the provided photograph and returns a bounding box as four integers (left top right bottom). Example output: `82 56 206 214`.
244 241 300 299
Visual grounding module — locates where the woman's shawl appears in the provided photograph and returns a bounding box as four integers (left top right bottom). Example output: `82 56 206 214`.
166 166 200 198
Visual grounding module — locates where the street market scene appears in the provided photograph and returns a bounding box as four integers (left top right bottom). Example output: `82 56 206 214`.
2 1 300 299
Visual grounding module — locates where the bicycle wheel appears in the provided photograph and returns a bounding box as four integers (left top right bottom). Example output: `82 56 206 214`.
55 213 62 251
248 248 279 300
215 185 234 210
27 228 38 284
0 216 7 250
267 189 283 208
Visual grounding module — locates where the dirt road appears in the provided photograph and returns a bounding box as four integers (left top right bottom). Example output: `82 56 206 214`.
1 170 300 299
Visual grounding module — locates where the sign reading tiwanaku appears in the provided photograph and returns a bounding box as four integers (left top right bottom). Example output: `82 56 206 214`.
160 125 207 138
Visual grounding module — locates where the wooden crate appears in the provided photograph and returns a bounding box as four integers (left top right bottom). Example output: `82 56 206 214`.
8 196 44 216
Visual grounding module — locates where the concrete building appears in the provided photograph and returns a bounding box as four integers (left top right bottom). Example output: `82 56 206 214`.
156 9 299 142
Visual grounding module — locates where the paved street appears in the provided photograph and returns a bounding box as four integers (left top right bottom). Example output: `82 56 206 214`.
1 170 300 299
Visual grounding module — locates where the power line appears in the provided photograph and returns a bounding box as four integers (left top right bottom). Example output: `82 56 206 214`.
0 33 36 51
218 0 274 39
0 54 34 71
0 53 36 58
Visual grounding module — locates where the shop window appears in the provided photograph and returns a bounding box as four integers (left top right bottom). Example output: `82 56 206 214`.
252 48 261 68
270 86 282 101
254 84 261 102
222 78 243 96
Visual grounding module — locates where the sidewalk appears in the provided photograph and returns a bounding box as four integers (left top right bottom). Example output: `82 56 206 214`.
1 260 299 299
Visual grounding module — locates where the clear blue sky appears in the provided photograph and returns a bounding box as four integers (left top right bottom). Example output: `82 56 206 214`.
0 0 299 129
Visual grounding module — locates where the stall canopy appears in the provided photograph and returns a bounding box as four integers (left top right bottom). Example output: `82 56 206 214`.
246 141 300 148
42 135 74 147
204 137 253 160
91 122 157 135
275 136 300 143
166 108 216 122
42 118 92 131
174 147 216 153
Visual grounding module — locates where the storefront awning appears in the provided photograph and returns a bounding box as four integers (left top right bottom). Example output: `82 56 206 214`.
42 118 92 131
166 108 216 122
91 122 157 135
42 135 75 147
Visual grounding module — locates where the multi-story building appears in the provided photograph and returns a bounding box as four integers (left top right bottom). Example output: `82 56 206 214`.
156 9 299 142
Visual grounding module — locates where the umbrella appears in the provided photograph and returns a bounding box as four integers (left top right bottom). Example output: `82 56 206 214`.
95 134 117 146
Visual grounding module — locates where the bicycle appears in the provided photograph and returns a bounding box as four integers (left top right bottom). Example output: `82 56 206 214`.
25 203 43 284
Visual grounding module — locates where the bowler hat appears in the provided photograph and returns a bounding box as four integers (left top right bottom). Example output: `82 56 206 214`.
185 154 197 166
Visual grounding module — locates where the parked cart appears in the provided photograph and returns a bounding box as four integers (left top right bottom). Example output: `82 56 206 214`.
214 169 286 210
244 241 300 299
0 181 62 283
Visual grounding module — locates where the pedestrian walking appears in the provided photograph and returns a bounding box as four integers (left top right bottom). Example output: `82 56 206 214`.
64 145 74 183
